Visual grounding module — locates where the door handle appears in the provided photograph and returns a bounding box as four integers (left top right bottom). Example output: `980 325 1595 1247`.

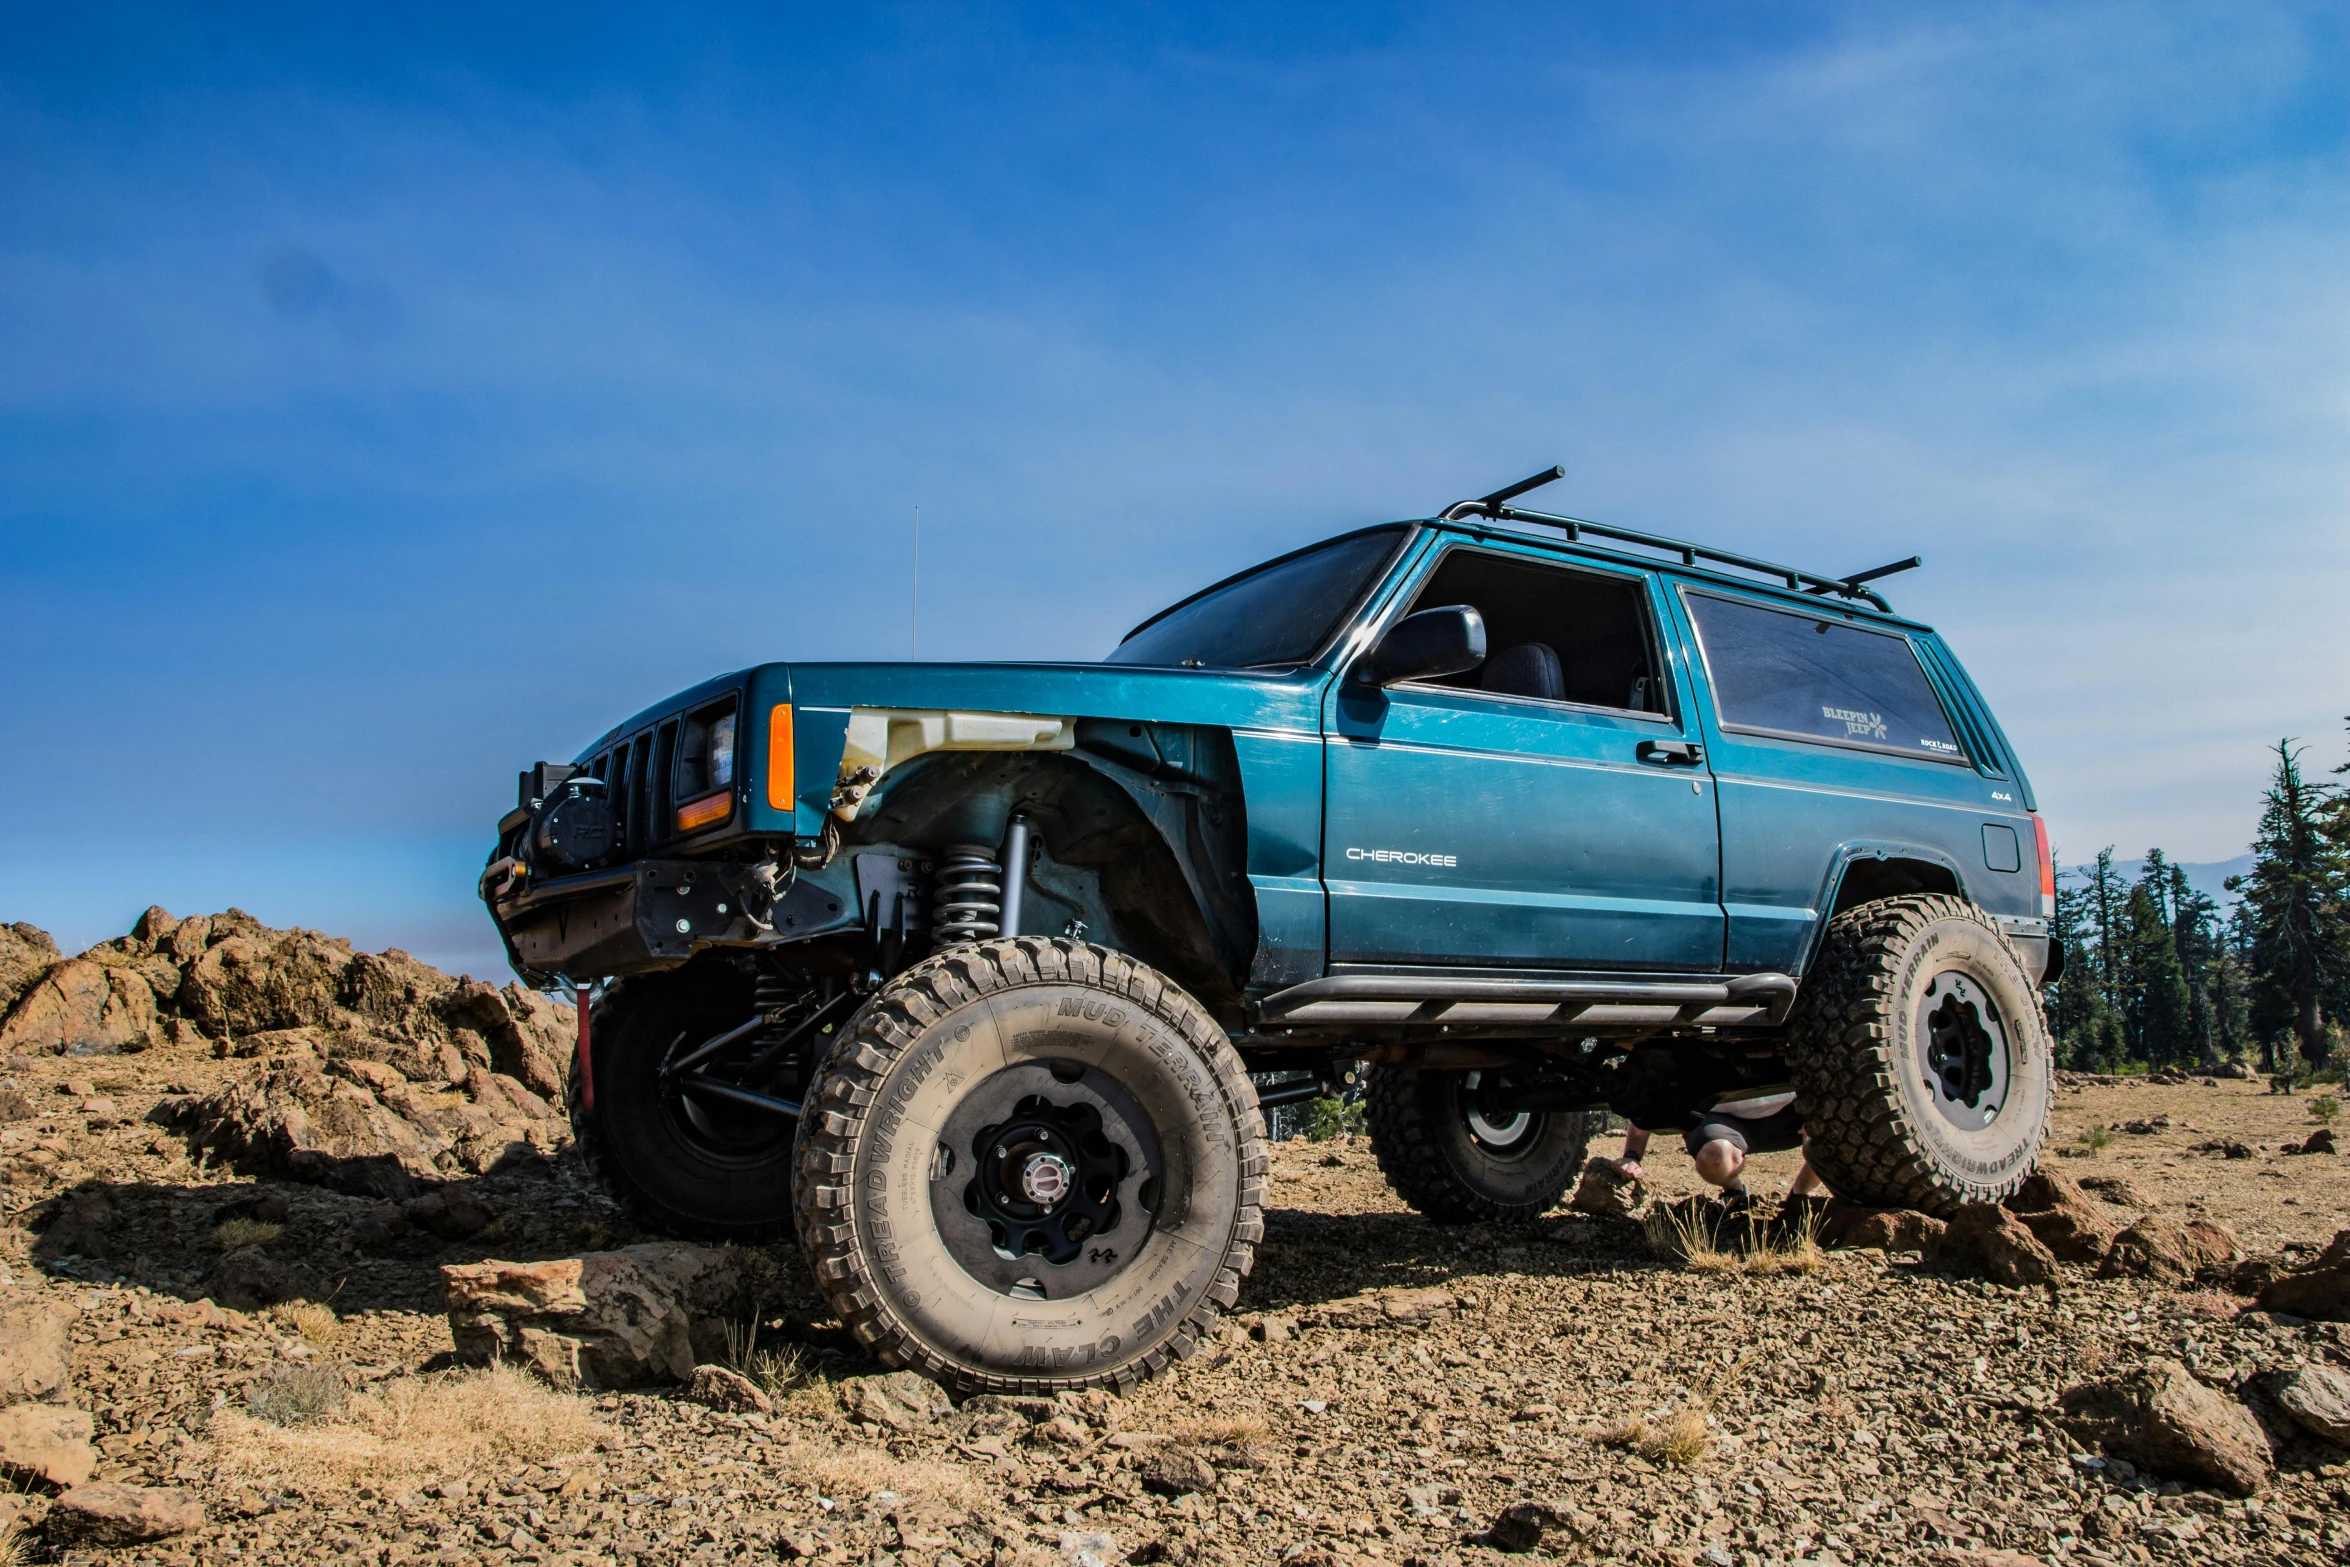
1637 740 1703 766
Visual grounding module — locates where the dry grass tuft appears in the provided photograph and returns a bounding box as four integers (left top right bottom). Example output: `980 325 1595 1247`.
0 1519 25 1567
216 1217 284 1249
766 1439 985 1507
210 1364 610 1492
721 1316 810 1396
270 1300 341 1345
1644 1200 1825 1275
246 1362 349 1427
1172 1414 1271 1448
1592 1353 1753 1470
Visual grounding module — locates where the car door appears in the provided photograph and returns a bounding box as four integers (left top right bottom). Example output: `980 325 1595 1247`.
1321 541 1724 972
1668 584 2008 975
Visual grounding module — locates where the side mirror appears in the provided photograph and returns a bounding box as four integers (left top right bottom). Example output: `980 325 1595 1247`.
1350 605 1487 688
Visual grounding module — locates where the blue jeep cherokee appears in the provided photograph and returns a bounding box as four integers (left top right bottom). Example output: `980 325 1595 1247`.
482 469 2059 1393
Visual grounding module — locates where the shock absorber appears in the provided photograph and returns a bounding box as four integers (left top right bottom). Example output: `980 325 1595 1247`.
931 844 1003 944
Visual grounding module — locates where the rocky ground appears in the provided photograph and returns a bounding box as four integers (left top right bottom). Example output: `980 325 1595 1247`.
1 912 2346 1567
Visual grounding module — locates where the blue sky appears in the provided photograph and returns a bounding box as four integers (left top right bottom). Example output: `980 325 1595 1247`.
4 3 2345 978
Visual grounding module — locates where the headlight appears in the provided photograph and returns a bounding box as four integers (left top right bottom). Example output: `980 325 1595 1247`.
674 698 739 833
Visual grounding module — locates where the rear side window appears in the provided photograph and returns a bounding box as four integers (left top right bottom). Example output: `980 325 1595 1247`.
1685 591 1967 763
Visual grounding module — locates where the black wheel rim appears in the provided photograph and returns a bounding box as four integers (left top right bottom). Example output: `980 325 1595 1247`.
1912 970 2012 1132
658 1032 791 1163
1460 1070 1543 1157
928 1060 1163 1299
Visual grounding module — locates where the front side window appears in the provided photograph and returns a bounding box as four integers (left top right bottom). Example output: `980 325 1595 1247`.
1402 548 1665 713
1109 527 1409 669
1685 591 1967 762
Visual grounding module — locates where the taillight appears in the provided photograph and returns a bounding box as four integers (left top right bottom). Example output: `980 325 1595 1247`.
2031 812 2056 915
766 704 795 813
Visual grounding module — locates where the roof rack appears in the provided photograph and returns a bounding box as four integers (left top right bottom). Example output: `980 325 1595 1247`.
1438 466 1920 612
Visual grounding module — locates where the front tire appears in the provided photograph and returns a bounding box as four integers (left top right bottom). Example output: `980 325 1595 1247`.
794 939 1266 1394
1366 1067 1601 1224
571 974 799 1240
1786 894 2053 1214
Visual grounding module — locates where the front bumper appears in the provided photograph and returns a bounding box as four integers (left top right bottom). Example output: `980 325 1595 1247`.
487 859 849 982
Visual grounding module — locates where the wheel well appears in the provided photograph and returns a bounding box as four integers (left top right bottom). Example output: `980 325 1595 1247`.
832 731 1254 1019
1828 856 1963 920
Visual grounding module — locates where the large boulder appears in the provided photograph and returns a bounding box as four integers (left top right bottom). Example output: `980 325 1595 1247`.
2001 1170 2120 1263
0 1294 74 1405
192 1038 568 1195
2263 1365 2350 1448
0 922 62 1016
0 1403 97 1490
2099 1215 2242 1284
2059 1359 2272 1496
179 928 350 1038
839 1371 955 1432
0 958 158 1055
1939 1203 2061 1286
45 1483 204 1545
1567 1156 1645 1216
2256 1228 2350 1320
441 1243 745 1389
1821 1203 1946 1253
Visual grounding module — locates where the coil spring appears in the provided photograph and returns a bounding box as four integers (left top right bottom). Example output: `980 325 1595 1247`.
932 844 1003 944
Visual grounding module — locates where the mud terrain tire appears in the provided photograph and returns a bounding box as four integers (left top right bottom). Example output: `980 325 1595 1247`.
570 973 798 1241
793 938 1265 1394
1786 894 2052 1215
1366 1067 1602 1224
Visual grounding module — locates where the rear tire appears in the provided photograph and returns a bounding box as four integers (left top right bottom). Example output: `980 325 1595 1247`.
1786 894 2052 1215
1366 1067 1601 1224
794 938 1265 1394
570 974 799 1241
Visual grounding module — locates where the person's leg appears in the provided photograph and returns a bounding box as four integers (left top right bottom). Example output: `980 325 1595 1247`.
1787 1133 1830 1199
1689 1135 1748 1199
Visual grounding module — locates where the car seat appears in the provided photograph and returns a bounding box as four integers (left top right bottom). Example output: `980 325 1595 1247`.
1483 642 1564 700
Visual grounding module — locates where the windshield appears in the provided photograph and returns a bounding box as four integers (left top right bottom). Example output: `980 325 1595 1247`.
1108 527 1409 669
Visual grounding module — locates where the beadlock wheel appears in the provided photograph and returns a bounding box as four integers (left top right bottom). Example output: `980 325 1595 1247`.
1366 1066 1600 1224
1786 894 2053 1214
793 938 1265 1394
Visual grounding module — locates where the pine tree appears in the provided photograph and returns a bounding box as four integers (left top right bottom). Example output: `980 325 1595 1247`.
2231 741 2348 1073
2050 851 2126 1069
2164 863 2221 1063
2119 870 2193 1067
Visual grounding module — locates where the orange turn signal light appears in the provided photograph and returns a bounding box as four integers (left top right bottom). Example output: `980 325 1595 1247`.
766 703 795 812
676 790 733 834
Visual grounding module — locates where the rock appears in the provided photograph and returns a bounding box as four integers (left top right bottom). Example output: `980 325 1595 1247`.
0 1403 97 1489
2099 1215 2242 1283
205 1245 312 1311
2255 1228 2350 1321
1249 1313 1296 1343
0 1083 31 1122
2002 1169 2120 1262
46 1482 204 1544
1940 1203 2061 1286
2263 1364 2350 1447
211 1189 291 1226
2215 1059 2252 1079
0 957 158 1055
402 1186 494 1240
2077 1174 2155 1208
1821 1203 1946 1253
2292 1127 2336 1155
1479 1503 1558 1552
2059 1358 2272 1496
0 1295 75 1405
442 1243 744 1388
179 929 350 1038
1568 1156 1645 1216
1315 1285 1458 1328
685 1363 773 1414
1139 1448 1217 1497
839 1370 954 1432
2186 1138 2254 1159
0 922 61 1017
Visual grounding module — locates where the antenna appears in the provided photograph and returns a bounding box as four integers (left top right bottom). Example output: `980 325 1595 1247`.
911 505 920 659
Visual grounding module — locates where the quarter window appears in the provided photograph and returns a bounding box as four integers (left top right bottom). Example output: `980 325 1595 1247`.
1685 591 1967 762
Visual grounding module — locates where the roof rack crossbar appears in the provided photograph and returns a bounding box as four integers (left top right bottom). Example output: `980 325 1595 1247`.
1449 501 1901 611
